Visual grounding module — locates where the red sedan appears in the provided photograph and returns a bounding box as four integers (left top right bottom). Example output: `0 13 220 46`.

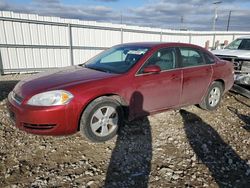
8 42 234 142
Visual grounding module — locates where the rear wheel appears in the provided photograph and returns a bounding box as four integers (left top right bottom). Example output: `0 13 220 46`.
199 82 223 111
80 97 123 142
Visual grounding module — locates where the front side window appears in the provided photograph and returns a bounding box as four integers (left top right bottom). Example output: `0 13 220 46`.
180 48 205 67
139 48 176 74
84 46 149 74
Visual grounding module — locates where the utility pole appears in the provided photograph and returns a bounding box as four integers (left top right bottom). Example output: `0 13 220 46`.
120 11 123 25
227 10 232 31
180 16 184 30
120 11 123 44
212 1 222 31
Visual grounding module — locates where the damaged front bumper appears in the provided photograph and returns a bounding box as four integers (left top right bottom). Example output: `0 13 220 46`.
216 55 250 86
215 55 250 97
233 59 250 86
234 74 250 85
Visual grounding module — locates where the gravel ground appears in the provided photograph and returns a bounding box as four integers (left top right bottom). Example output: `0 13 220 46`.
0 74 250 188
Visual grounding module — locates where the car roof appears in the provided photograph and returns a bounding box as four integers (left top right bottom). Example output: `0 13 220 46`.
237 36 250 39
118 42 202 49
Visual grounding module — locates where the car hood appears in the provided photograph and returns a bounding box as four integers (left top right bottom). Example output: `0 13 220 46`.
14 65 117 98
212 49 250 59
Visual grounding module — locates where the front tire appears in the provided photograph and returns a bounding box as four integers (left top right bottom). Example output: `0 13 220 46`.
199 82 223 111
80 97 123 142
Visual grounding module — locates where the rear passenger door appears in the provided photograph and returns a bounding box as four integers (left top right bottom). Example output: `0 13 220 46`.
178 47 213 106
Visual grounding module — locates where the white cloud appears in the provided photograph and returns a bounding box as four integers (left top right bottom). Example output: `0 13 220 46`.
0 0 249 31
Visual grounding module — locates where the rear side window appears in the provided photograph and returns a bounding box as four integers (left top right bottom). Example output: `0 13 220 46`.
204 53 215 64
179 48 205 67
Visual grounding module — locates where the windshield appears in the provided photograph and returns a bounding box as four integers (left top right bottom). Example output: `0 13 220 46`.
84 46 149 74
225 39 250 50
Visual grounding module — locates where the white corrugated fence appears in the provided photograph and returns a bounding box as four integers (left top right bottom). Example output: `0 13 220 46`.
0 11 250 74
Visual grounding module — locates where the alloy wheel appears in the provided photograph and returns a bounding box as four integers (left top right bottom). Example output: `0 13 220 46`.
208 87 221 107
90 106 118 137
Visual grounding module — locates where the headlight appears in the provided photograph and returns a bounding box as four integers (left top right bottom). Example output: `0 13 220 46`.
27 90 73 106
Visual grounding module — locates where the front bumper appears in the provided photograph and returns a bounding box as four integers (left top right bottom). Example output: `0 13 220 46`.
234 74 250 85
215 55 250 86
7 92 79 136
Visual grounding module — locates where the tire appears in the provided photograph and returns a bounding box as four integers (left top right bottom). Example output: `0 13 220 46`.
199 82 223 111
80 96 123 142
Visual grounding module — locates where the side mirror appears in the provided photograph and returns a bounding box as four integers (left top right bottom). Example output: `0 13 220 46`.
143 65 161 74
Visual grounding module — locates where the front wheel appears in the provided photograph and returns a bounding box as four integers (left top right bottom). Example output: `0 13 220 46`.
199 82 223 111
80 97 123 142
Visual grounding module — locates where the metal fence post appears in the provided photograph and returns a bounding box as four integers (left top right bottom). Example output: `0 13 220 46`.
232 34 235 40
0 50 4 75
160 30 163 42
121 27 123 44
68 23 74 66
212 33 216 49
189 33 192 44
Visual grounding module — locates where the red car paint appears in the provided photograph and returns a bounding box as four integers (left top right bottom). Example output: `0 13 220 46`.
7 43 234 136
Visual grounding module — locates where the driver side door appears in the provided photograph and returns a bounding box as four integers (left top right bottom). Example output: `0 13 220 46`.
131 47 182 117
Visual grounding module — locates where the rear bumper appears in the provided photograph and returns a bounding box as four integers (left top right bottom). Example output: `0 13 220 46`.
7 93 79 136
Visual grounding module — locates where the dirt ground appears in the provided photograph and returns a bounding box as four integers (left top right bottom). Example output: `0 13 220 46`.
0 74 250 188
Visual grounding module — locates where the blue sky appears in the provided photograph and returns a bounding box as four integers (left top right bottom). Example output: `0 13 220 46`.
8 0 146 10
1 0 250 31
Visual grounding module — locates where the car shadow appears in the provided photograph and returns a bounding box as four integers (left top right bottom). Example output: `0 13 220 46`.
0 80 19 101
180 109 250 187
233 96 250 108
104 91 152 188
228 106 250 132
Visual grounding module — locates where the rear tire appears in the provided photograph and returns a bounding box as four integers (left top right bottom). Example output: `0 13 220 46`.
199 82 223 111
80 96 123 142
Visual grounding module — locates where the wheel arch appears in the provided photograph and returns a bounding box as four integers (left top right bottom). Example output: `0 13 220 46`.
199 79 225 110
77 93 128 131
213 79 225 92
202 79 225 102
